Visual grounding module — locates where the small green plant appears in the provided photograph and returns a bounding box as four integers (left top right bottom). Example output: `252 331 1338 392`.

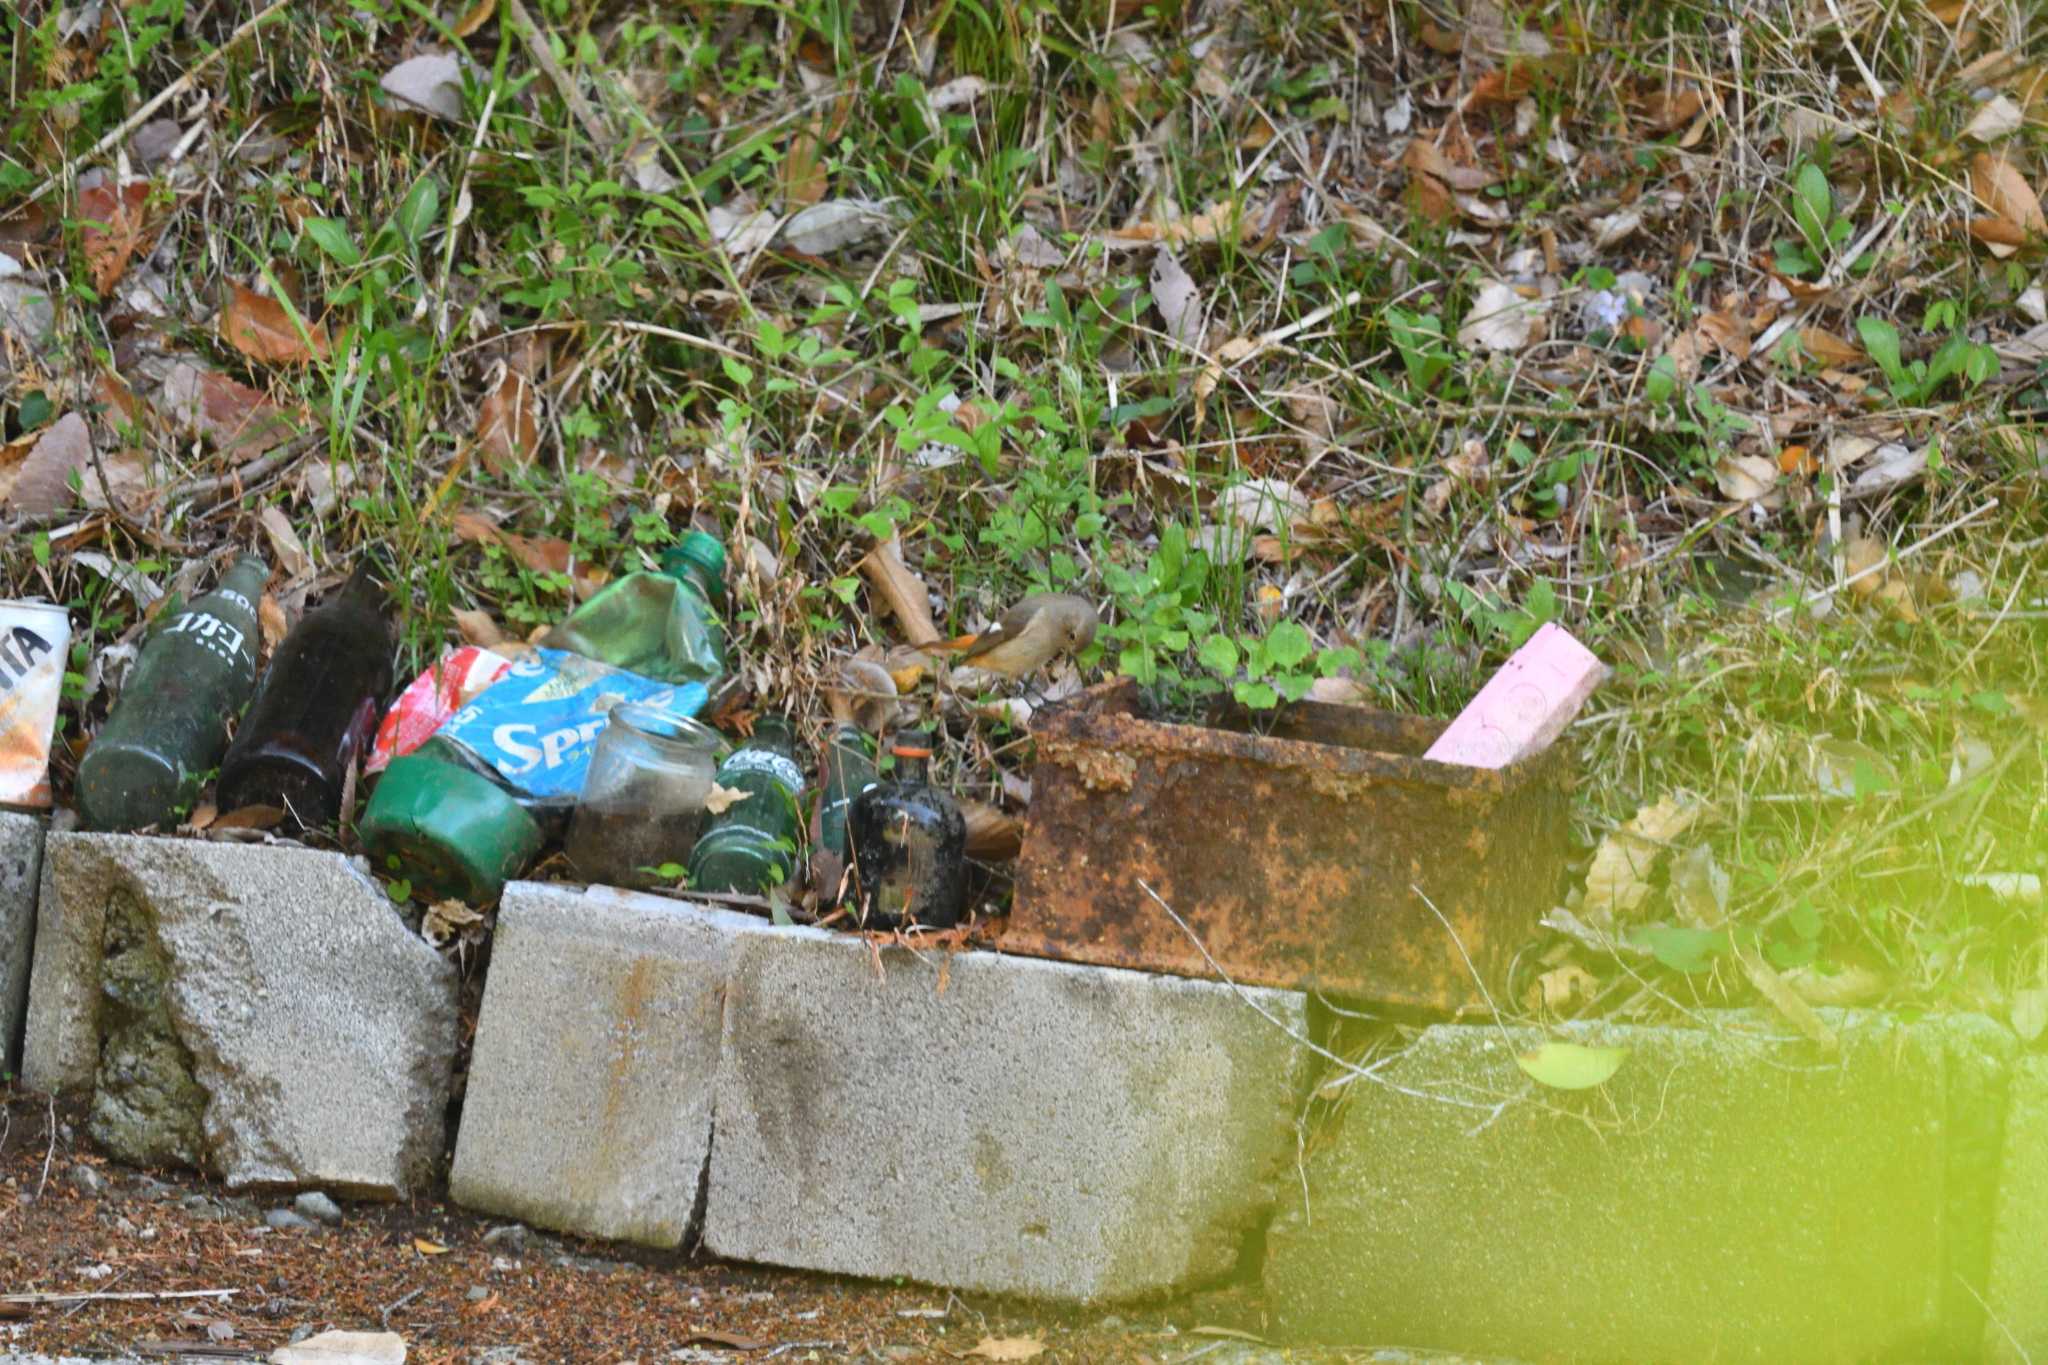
1383 306 1455 391
1775 161 1860 278
1854 316 1996 406
1444 578 1557 650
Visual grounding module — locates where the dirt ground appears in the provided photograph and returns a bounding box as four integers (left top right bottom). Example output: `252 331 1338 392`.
0 1090 1442 1365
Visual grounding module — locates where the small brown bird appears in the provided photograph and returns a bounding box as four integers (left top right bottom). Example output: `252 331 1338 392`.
922 593 1099 680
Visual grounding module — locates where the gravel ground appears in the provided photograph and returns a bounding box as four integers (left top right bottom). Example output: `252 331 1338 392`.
1 1091 1463 1364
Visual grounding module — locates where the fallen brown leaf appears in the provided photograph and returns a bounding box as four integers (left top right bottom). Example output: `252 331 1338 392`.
1798 326 1864 367
259 593 288 650
452 0 497 37
1971 151 2046 232
476 367 540 472
156 361 300 455
964 1337 1045 1362
1 411 92 516
77 180 152 294
259 505 312 578
452 608 507 647
221 281 330 365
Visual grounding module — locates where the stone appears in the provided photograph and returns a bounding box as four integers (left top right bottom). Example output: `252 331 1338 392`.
1 810 46 1075
265 1207 315 1232
270 1331 406 1365
20 834 459 1198
704 925 1310 1302
1264 1011 2013 1362
65 1164 108 1196
450 883 763 1248
1987 1056 2048 1362
295 1191 343 1225
480 1222 528 1251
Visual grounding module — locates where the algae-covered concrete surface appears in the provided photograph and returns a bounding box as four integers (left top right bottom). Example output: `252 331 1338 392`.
1265 1010 2013 1363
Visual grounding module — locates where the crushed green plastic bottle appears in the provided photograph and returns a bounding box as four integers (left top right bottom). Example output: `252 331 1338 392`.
539 530 726 684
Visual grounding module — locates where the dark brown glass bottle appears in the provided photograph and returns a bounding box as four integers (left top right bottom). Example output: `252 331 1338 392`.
217 565 394 828
849 732 967 930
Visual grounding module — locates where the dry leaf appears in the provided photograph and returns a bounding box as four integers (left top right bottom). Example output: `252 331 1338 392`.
782 199 892 256
221 282 329 365
1971 151 2046 233
259 593 288 650
1458 279 1545 351
966 1337 1046 1362
155 361 299 455
452 608 507 647
702 780 750 816
782 116 828 209
77 181 152 294
1590 208 1642 248
423 897 484 946
1846 444 1927 499
927 75 987 111
962 800 1024 861
476 367 540 471
1149 247 1204 350
858 537 940 644
184 803 219 832
2 412 92 516
259 505 312 578
1538 964 1598 1010
1843 535 1888 596
453 0 497 38
1101 198 1262 249
1965 94 2025 142
1581 794 1701 925
1798 326 1864 367
381 52 466 121
413 1237 450 1255
1714 453 1778 503
213 804 285 831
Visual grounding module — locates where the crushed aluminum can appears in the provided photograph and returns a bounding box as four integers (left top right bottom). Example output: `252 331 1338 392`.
0 601 71 809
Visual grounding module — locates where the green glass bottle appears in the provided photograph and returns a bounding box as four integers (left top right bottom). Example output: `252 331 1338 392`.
539 530 727 683
76 553 269 832
807 723 876 905
687 715 804 894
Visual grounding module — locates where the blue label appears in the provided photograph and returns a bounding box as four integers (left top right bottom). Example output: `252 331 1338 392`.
435 647 708 803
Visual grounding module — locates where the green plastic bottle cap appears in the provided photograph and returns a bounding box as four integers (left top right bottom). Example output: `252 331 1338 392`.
359 752 542 905
661 531 727 587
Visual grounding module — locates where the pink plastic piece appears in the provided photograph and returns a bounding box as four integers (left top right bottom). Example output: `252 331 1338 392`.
1423 622 1608 769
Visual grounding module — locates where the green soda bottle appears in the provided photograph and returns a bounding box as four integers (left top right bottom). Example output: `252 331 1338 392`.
687 715 804 894
539 530 726 683
76 553 269 831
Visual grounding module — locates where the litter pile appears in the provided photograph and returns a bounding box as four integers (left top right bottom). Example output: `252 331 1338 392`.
4 533 1605 1007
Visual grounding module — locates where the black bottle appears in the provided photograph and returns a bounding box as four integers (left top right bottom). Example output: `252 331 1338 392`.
217 564 395 827
849 731 967 930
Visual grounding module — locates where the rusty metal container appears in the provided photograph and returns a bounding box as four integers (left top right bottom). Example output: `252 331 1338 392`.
1002 679 1574 1012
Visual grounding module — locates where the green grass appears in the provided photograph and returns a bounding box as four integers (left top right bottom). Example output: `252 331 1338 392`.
6 0 2048 1019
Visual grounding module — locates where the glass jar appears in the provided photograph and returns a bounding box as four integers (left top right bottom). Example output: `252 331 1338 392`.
564 703 721 888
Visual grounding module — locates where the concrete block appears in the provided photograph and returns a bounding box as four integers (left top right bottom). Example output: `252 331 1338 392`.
450 882 764 1247
1 810 45 1075
1264 1010 2013 1362
19 833 459 1197
1988 1056 2048 1362
705 926 1310 1302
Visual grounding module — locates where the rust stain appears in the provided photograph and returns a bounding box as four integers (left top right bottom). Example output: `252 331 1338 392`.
1006 679 1574 1011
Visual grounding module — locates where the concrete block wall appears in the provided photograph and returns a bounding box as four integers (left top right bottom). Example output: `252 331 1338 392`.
0 811 46 1076
16 832 2048 1354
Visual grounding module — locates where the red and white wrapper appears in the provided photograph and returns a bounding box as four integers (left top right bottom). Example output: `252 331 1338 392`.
367 646 513 775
